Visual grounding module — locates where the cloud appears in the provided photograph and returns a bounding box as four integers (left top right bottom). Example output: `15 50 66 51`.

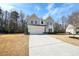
46 3 55 11
43 3 55 19
0 3 79 22
43 3 76 20
0 3 15 11
35 6 41 12
43 12 49 19
43 3 56 19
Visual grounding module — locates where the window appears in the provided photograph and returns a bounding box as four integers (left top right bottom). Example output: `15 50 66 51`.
49 29 52 32
50 22 52 25
47 22 52 25
31 21 33 24
41 21 43 24
35 21 37 24
47 22 49 25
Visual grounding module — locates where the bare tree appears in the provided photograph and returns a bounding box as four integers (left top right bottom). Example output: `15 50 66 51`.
68 11 79 27
0 8 28 34
61 16 67 32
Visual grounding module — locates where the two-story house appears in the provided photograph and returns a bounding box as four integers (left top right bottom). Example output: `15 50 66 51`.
26 14 54 34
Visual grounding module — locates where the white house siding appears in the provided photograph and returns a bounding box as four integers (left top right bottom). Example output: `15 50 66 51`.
26 14 54 34
27 14 40 25
28 25 45 34
45 16 54 33
27 18 40 25
66 24 76 34
46 25 54 33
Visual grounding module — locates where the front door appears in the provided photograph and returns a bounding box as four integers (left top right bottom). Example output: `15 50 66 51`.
49 29 52 32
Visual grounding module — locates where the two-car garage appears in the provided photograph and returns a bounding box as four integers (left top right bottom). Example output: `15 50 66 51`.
28 25 45 34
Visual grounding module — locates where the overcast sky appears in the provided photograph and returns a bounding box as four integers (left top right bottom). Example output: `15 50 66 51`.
0 3 79 22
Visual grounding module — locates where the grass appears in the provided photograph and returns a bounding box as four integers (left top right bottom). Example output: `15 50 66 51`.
50 35 79 46
0 34 29 56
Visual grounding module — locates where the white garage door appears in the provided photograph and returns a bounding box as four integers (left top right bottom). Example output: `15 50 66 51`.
28 25 45 34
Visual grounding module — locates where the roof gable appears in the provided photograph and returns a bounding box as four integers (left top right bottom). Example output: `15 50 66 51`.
29 13 40 20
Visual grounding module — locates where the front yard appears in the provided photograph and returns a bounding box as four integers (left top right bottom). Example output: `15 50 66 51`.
0 34 29 56
50 35 79 46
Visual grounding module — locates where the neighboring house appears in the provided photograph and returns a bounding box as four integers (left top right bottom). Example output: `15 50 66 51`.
66 24 76 34
26 14 54 34
76 27 79 34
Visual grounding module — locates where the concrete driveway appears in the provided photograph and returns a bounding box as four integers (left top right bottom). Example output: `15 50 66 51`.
29 35 79 56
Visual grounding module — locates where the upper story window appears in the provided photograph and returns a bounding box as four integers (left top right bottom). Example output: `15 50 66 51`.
41 21 43 24
47 22 52 25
